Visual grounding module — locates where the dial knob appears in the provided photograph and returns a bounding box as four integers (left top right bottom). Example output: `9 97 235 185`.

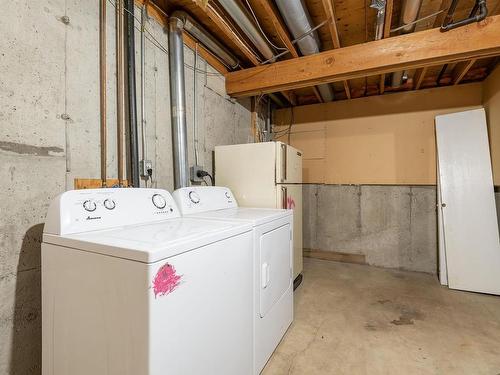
103 199 116 210
83 200 96 212
152 194 167 209
188 191 200 204
225 191 231 199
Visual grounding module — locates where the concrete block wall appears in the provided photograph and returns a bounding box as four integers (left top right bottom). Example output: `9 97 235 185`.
303 185 438 274
0 1 253 373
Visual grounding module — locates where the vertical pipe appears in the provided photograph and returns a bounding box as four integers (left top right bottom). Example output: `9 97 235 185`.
125 0 140 187
193 43 199 166
140 5 148 181
99 0 107 187
169 16 189 189
116 0 125 186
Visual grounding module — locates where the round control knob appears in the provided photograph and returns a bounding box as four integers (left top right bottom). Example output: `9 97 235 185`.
225 191 231 199
152 193 167 209
83 200 96 212
103 199 116 210
188 191 200 204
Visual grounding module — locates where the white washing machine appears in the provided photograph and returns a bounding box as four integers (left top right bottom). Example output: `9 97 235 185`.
42 188 254 375
172 186 293 374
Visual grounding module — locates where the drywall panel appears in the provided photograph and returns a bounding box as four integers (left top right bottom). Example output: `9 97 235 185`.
483 66 500 185
274 83 483 184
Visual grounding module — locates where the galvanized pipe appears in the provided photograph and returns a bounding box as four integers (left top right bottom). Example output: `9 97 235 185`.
125 0 140 187
274 0 334 102
171 11 240 70
217 0 274 61
99 0 107 187
169 15 189 189
116 0 125 186
392 0 423 87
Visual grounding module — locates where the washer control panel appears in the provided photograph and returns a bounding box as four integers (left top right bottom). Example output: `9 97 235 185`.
44 188 180 235
172 186 238 215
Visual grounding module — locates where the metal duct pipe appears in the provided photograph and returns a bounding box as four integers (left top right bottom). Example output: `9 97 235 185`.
217 0 274 61
370 0 386 40
169 15 189 189
392 0 423 87
99 0 107 187
171 11 240 69
400 0 424 33
274 0 334 102
125 0 140 187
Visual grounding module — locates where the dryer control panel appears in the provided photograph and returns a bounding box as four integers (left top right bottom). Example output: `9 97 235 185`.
44 188 180 235
173 186 238 215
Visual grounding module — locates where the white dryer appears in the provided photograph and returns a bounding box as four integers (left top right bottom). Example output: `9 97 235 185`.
172 186 293 374
42 188 254 375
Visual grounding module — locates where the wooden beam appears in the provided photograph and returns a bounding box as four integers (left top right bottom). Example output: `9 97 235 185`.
452 59 476 84
433 0 453 28
225 15 500 97
379 74 386 94
134 0 228 74
383 0 394 38
252 0 299 58
413 67 428 90
312 87 324 103
321 0 351 99
281 90 297 106
193 1 260 65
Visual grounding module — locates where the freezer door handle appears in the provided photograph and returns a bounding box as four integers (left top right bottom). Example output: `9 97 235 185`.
281 186 287 209
280 143 287 182
261 262 270 289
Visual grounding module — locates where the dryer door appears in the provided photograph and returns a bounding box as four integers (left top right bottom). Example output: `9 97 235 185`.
260 223 292 317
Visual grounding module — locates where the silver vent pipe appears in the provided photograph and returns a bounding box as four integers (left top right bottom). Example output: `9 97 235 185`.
171 11 240 70
274 0 334 102
169 11 245 188
392 0 423 87
169 15 189 189
217 0 274 61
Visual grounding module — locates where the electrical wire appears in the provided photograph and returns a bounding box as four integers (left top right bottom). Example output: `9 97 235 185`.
244 0 288 51
390 9 445 32
260 19 329 65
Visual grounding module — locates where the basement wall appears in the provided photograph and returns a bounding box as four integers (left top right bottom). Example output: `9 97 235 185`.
0 2 253 373
274 83 488 274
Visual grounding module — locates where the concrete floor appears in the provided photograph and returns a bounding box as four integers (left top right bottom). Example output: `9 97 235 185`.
263 258 500 375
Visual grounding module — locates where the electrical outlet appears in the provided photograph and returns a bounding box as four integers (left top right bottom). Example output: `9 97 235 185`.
190 165 204 183
140 160 153 178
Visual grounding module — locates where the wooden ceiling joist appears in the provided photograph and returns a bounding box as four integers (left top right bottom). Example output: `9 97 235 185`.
252 0 299 58
321 0 351 99
452 59 477 84
193 1 261 65
135 0 229 74
413 67 428 90
225 15 500 97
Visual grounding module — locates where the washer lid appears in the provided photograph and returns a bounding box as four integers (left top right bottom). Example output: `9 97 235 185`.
186 207 292 226
43 217 252 263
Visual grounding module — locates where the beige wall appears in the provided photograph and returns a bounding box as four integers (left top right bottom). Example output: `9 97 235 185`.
484 66 500 185
274 83 484 184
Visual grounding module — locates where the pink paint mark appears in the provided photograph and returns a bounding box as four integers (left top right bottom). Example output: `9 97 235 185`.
152 263 182 298
287 196 296 210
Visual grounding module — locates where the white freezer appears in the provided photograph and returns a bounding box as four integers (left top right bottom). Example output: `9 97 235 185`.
42 188 254 375
215 142 303 279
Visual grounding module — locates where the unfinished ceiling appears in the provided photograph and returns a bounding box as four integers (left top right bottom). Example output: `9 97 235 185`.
150 0 500 106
